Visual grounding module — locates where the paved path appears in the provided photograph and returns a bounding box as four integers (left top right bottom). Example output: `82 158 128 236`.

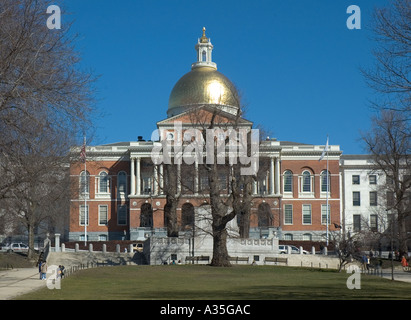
0 267 47 300
380 268 411 283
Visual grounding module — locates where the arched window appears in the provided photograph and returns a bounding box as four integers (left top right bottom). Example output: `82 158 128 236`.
283 170 293 193
181 203 194 230
321 170 330 193
99 171 109 193
302 171 311 192
140 203 153 228
117 171 127 194
202 50 207 62
79 171 90 195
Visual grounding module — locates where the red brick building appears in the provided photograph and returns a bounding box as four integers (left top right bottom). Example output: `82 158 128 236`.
69 28 342 243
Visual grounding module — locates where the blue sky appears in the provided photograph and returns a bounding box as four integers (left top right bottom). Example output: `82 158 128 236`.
60 0 388 154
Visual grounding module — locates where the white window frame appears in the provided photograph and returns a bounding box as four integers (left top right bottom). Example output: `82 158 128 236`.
79 205 89 226
320 170 331 198
98 205 108 225
299 171 314 198
284 204 293 225
321 204 331 225
302 204 312 225
79 171 90 199
283 170 293 197
117 171 127 197
96 171 111 198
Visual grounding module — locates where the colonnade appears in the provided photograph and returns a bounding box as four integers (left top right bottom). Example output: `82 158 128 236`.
129 156 281 197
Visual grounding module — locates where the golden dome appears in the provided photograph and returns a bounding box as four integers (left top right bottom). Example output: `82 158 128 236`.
167 66 240 117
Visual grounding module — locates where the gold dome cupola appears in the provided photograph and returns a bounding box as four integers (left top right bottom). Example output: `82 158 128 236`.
167 28 240 118
192 27 217 70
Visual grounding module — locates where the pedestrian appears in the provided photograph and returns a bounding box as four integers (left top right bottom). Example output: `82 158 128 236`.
38 260 42 280
362 254 367 271
401 256 408 268
366 255 370 271
40 260 47 280
59 265 65 279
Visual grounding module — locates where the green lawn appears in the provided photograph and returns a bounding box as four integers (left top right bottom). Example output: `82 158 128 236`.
16 265 411 300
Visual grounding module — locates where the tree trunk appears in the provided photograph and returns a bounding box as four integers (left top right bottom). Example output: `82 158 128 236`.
27 222 35 260
210 224 231 267
238 211 250 239
165 197 179 237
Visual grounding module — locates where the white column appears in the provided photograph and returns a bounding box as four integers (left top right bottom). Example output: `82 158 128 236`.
130 157 135 195
154 165 158 195
275 157 280 195
136 157 141 196
159 164 164 194
270 157 275 195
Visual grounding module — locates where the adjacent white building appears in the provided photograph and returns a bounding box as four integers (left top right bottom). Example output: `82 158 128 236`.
340 155 389 235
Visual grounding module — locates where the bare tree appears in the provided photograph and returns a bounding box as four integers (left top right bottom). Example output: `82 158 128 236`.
0 0 96 253
362 110 411 258
180 105 260 266
361 0 411 116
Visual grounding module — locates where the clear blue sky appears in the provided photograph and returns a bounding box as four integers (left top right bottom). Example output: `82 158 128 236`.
59 0 388 155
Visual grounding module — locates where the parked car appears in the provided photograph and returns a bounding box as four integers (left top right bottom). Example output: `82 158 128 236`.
132 243 143 253
0 242 29 253
279 245 309 254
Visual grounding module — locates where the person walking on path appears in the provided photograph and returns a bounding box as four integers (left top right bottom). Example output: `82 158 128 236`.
40 261 47 280
38 260 42 280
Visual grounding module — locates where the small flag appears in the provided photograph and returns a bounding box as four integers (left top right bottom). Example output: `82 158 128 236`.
80 137 86 163
319 136 329 161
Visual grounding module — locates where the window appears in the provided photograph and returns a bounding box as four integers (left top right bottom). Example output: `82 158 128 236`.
98 171 109 193
353 215 361 232
302 233 312 241
140 203 153 227
353 191 361 206
369 191 377 206
181 203 194 230
118 171 127 194
99 205 108 225
302 204 311 224
352 175 360 185
321 170 330 193
284 204 293 224
302 171 311 192
321 204 330 225
79 171 90 195
202 50 207 61
369 175 377 184
283 170 293 193
118 205 127 225
284 233 293 241
80 205 89 226
370 215 378 232
258 203 271 227
99 234 107 241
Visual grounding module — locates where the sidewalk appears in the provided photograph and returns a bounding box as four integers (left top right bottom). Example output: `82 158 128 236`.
0 267 47 300
380 268 411 283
